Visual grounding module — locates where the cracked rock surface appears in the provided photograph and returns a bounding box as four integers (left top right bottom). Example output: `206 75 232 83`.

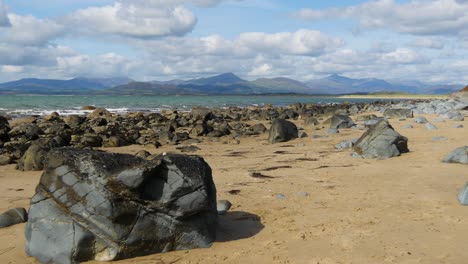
25 148 217 264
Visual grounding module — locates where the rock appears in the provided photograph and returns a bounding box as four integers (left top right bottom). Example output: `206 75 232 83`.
135 150 151 159
356 114 378 121
9 117 37 128
327 115 355 129
402 124 413 129
81 106 97 110
0 208 28 228
0 155 12 165
63 115 83 127
352 120 409 159
425 123 438 130
217 200 232 215
453 124 464 128
9 124 43 140
335 138 359 149
441 111 464 121
297 191 309 197
383 108 413 119
268 118 298 144
16 138 66 171
432 136 448 141
414 116 429 124
458 183 468 205
442 146 468 164
275 194 287 200
303 117 319 127
249 123 267 134
176 145 201 153
25 149 217 264
327 128 339 134
87 108 112 119
298 131 308 138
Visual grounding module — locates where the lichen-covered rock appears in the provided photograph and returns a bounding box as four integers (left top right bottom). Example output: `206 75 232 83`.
443 146 468 164
268 118 298 143
25 149 217 264
352 120 409 159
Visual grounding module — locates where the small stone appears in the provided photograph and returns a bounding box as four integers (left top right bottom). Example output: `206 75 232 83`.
432 136 448 142
443 146 468 164
425 123 438 130
414 116 429 124
298 131 308 138
453 124 464 128
217 200 232 215
458 183 468 205
402 124 413 129
327 128 339 134
275 194 287 200
297 191 309 197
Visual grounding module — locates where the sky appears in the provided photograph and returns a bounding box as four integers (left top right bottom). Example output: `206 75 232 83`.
0 0 467 84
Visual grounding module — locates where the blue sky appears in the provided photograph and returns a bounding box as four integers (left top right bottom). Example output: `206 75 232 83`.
0 0 467 84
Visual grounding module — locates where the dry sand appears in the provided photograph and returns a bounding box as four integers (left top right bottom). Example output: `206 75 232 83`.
0 113 467 264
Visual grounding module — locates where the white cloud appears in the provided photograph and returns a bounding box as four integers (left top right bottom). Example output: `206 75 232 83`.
64 1 197 38
409 38 445 49
1 14 64 46
292 0 468 37
380 48 426 64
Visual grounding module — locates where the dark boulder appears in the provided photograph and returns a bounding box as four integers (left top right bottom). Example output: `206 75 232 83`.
0 208 27 228
25 149 218 264
8 123 43 141
442 146 468 164
327 115 355 129
352 120 409 159
17 138 68 171
383 109 413 119
268 118 298 144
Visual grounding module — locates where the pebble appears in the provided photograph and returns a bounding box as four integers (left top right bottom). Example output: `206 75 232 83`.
425 123 438 130
275 194 287 200
216 200 232 215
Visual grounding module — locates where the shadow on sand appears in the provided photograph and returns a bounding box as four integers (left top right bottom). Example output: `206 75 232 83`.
216 211 264 242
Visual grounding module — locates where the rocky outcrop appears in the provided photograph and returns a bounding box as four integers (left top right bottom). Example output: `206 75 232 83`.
268 118 298 144
352 120 409 159
25 149 218 264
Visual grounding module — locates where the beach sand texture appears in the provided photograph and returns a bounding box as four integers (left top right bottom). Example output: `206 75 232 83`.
0 113 467 264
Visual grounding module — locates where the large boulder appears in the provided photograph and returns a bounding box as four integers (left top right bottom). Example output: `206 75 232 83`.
442 146 468 164
326 115 355 129
352 120 409 159
383 109 413 119
87 108 112 119
25 149 217 264
17 138 68 171
268 118 298 143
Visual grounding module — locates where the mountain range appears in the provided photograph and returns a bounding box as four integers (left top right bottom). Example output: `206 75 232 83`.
0 73 463 95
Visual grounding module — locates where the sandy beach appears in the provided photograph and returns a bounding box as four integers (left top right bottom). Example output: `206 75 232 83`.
0 111 466 264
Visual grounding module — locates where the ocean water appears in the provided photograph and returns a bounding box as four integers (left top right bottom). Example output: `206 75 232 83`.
0 95 389 117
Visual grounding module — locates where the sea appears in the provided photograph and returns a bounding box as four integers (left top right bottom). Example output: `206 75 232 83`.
0 95 392 117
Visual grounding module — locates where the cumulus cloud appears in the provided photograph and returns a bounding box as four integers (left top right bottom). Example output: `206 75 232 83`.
1 14 64 46
0 0 10 27
292 0 468 37
64 0 197 38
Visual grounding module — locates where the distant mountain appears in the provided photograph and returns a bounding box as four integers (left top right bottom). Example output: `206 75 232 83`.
250 77 312 94
183 73 247 86
0 73 462 95
0 77 132 94
305 74 418 94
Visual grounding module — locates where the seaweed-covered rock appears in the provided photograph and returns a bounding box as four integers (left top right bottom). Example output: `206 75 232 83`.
352 120 409 159
268 118 298 144
25 149 217 264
